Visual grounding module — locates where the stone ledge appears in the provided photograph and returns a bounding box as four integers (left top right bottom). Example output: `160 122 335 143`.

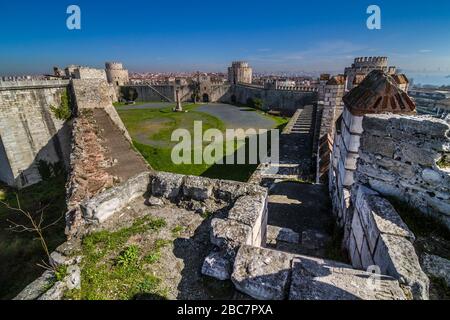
289 255 406 300
81 171 150 223
232 245 293 300
210 218 252 255
150 171 184 199
183 175 214 201
374 233 429 300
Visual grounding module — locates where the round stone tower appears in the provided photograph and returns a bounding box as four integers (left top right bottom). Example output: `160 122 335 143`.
105 62 129 86
344 57 396 91
228 61 253 85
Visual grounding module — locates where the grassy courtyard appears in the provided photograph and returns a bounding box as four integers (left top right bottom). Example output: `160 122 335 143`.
117 103 288 181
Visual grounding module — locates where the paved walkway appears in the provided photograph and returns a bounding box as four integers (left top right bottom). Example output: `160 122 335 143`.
115 102 173 110
197 103 276 130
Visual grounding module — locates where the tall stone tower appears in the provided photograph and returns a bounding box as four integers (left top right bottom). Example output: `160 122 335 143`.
228 61 253 85
105 62 129 86
344 57 396 91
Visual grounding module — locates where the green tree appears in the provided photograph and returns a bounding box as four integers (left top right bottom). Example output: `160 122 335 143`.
50 89 72 121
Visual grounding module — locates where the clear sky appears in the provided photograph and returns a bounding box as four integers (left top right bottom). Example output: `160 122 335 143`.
1 0 450 75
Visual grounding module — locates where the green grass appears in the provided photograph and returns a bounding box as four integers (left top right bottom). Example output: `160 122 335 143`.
230 102 290 130
118 103 279 181
171 225 184 237
113 101 164 107
66 216 170 300
55 265 68 282
0 175 67 299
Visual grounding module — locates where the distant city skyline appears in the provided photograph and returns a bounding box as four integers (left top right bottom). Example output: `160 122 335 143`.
1 0 450 80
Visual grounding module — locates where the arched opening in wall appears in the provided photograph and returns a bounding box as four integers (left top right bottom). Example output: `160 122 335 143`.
202 93 209 103
231 94 237 104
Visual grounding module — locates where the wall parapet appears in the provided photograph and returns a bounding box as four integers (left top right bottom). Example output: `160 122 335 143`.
356 114 450 229
0 79 70 90
328 112 449 299
348 185 429 299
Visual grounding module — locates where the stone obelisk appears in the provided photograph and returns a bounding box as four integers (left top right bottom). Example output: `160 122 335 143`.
174 88 183 112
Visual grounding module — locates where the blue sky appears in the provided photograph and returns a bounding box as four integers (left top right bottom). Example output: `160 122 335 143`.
1 0 450 75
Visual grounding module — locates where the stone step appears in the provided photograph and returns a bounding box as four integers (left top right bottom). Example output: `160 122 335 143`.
231 245 408 301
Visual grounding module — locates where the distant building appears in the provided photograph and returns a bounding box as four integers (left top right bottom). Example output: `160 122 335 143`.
228 61 253 85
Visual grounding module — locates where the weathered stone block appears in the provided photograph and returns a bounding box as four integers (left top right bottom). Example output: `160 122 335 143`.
66 265 81 290
38 281 67 300
81 171 149 223
369 196 415 241
232 245 293 300
267 225 300 244
213 180 247 201
351 211 365 253
397 143 439 167
150 171 184 199
368 179 405 198
422 254 450 288
361 135 396 158
183 175 213 201
49 251 81 267
341 124 361 153
343 108 364 134
210 218 252 254
201 251 232 281
228 194 267 245
147 196 164 207
360 237 375 270
14 270 55 300
373 233 429 300
289 255 406 300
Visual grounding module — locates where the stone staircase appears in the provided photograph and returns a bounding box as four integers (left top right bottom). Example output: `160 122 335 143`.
144 85 173 102
254 105 315 183
288 105 314 135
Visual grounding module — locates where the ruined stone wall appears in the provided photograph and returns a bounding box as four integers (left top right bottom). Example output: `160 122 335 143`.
71 79 130 141
0 80 72 188
347 185 428 299
233 84 317 116
355 114 450 228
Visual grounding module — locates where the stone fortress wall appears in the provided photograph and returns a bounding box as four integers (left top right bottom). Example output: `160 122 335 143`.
232 83 317 116
0 80 73 188
123 61 316 115
0 71 125 190
328 70 450 300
